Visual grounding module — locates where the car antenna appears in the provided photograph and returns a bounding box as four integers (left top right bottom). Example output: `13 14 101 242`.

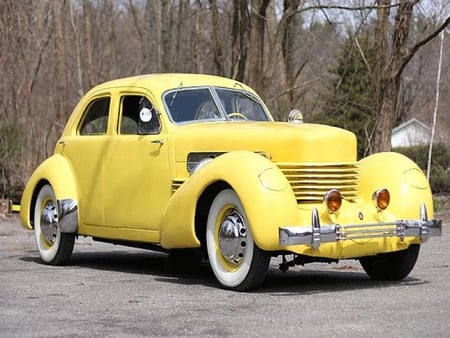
234 82 258 103
169 82 183 108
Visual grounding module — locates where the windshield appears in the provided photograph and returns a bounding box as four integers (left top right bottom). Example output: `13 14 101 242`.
163 87 271 123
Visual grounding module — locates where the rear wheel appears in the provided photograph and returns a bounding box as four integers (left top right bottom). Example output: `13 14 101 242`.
206 189 270 291
359 244 420 280
34 184 75 265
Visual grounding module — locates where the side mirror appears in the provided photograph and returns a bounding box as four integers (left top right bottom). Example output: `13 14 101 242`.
288 109 303 124
138 107 161 134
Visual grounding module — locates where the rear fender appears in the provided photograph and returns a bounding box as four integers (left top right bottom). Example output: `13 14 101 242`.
160 150 298 250
358 152 434 219
19 154 79 232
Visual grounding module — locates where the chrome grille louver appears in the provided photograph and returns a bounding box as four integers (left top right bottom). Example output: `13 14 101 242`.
277 162 360 203
172 179 185 194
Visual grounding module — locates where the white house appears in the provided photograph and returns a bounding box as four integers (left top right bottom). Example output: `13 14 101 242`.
391 118 431 148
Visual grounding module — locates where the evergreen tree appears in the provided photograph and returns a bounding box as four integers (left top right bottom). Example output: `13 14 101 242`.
312 32 375 159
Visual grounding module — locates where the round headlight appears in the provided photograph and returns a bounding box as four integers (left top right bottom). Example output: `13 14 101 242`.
373 188 390 210
323 189 342 213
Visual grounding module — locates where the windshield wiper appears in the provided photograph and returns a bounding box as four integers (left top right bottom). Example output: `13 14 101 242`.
168 82 183 108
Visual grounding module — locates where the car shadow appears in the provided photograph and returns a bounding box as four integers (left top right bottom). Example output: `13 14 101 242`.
256 266 427 294
19 249 428 293
19 248 218 286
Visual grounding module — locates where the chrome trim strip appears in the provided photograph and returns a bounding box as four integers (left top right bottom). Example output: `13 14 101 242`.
57 199 78 233
279 203 442 248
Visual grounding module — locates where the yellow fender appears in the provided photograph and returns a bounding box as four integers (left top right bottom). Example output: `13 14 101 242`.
160 150 299 250
20 154 79 230
358 152 434 219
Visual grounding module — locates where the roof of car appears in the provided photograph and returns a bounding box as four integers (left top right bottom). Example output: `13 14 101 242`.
89 73 254 95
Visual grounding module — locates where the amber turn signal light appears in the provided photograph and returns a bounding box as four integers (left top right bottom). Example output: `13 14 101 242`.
373 188 390 210
324 189 342 213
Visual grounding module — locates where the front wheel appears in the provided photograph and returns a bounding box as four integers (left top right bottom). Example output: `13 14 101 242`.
359 244 420 280
34 184 75 265
206 189 270 291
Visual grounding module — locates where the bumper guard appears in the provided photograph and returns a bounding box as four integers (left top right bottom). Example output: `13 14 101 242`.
279 203 442 250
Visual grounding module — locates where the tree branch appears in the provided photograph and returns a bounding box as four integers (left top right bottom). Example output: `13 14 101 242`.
296 2 401 16
397 16 450 78
355 36 372 76
27 23 53 100
266 77 320 105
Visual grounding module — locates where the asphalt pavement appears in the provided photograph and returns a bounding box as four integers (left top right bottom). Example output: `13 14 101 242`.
1 214 449 337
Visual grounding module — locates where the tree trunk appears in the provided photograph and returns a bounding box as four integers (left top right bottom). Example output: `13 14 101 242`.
193 1 204 73
231 0 250 81
82 0 94 89
161 0 171 72
281 0 302 108
69 0 84 96
371 0 416 153
261 1 299 100
210 0 225 76
248 0 269 91
53 0 69 155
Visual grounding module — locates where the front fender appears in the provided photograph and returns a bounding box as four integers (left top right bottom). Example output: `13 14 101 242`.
358 152 434 219
160 151 298 250
19 154 79 231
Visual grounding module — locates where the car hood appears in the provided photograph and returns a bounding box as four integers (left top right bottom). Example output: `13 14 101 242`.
172 121 357 164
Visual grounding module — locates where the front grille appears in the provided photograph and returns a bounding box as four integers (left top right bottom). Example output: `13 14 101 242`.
172 179 185 194
277 162 359 203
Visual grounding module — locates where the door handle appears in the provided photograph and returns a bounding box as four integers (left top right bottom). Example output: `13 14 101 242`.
151 139 164 145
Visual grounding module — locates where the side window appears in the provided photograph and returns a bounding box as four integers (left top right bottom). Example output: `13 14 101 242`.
79 97 110 135
120 95 160 135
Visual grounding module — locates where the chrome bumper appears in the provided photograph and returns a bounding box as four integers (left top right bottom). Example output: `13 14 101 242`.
57 199 78 233
279 203 442 250
7 200 20 214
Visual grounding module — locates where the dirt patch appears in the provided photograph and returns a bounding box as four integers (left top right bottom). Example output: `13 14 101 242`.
434 193 450 234
0 199 34 253
0 199 9 214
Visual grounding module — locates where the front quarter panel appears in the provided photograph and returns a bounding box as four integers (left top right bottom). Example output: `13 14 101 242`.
160 150 299 249
19 154 79 230
358 152 434 219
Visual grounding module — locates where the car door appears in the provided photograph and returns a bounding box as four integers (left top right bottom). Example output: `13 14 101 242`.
61 94 112 227
101 92 171 234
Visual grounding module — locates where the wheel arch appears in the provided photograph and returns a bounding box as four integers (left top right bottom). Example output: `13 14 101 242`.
160 151 298 250
28 179 51 229
358 151 434 219
20 154 79 230
194 180 231 254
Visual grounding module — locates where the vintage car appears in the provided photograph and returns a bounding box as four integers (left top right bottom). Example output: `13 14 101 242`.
19 73 441 291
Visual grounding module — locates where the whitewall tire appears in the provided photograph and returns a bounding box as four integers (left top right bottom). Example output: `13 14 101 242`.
34 184 75 265
206 189 270 291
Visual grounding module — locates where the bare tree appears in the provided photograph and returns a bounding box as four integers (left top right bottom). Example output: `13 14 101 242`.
0 0 449 198
82 0 95 89
427 31 445 180
209 0 226 76
248 0 270 90
231 0 250 81
370 0 450 153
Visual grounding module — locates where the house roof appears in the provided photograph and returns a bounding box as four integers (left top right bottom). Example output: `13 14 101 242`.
392 118 430 133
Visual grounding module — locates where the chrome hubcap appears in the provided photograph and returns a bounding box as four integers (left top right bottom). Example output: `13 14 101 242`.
218 209 247 264
40 201 58 245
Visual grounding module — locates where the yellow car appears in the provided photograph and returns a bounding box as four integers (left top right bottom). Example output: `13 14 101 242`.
19 73 441 291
